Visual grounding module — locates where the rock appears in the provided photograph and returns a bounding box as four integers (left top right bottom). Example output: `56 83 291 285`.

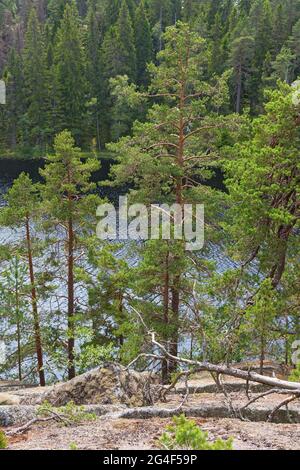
21 363 158 407
0 405 36 427
0 393 20 406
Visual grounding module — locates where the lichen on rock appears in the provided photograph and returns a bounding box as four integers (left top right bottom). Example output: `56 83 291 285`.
21 363 158 407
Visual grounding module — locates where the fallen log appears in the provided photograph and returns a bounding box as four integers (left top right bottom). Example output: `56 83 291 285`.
127 305 300 422
149 331 300 392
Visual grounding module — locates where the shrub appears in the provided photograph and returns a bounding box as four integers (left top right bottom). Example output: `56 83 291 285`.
159 414 233 451
289 364 300 383
0 430 8 449
38 401 97 426
69 442 78 450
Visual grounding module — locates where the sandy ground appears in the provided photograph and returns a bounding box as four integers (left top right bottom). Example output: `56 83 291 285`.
5 415 300 451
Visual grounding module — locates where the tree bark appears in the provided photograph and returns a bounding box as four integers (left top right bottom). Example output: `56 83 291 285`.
25 217 45 387
67 209 75 380
15 278 22 382
236 63 242 114
162 251 170 384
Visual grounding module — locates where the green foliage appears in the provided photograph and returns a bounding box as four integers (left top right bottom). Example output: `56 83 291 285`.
52 1 87 145
23 7 50 150
1 0 300 387
0 430 8 449
289 364 300 383
69 442 78 450
38 401 97 426
159 415 234 451
2 0 300 152
134 1 152 87
225 82 300 287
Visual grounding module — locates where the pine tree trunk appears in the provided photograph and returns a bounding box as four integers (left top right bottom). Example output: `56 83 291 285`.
168 73 186 375
162 251 170 384
15 281 22 382
168 282 180 375
260 333 265 376
67 211 76 380
25 217 45 387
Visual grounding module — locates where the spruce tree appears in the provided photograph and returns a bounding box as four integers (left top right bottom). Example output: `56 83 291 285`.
116 0 136 81
229 35 254 113
52 0 87 146
272 3 288 56
288 18 300 79
2 49 24 150
250 0 272 71
271 46 295 83
47 0 70 37
105 0 136 27
86 0 105 149
134 0 152 87
102 0 136 81
209 12 225 75
23 7 50 151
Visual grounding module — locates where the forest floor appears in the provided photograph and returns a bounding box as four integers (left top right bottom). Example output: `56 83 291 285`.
2 370 300 450
6 414 300 450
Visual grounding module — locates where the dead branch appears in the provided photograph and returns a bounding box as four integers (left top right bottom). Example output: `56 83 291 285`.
149 331 300 392
127 304 300 422
6 417 55 436
211 372 238 419
174 373 190 412
160 370 195 402
268 395 299 423
5 407 73 437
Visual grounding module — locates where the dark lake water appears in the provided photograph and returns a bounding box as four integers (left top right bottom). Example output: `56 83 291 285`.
0 156 114 202
0 156 226 202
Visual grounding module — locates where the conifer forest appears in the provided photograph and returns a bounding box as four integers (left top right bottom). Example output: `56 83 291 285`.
0 0 300 453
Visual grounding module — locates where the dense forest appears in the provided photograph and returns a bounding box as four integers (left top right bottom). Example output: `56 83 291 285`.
0 0 299 392
2 0 300 154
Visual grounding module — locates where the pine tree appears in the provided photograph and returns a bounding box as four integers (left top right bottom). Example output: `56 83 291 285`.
108 22 230 379
52 0 87 146
134 0 152 87
0 173 46 386
40 131 100 380
23 7 50 151
225 82 300 288
0 256 28 382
